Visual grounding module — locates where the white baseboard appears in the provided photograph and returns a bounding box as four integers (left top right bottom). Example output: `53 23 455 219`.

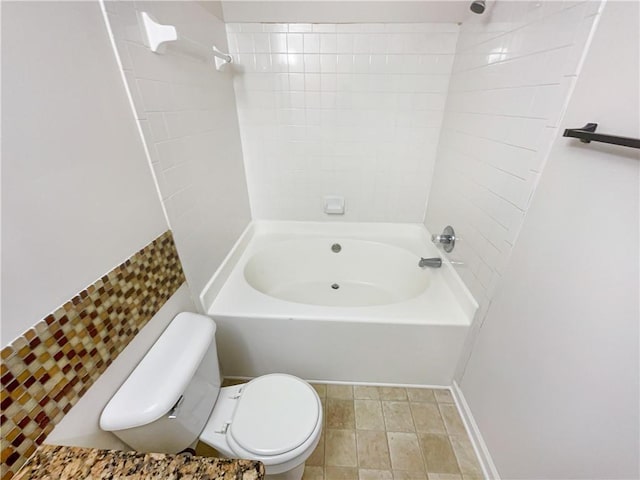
223 376 451 389
452 380 500 480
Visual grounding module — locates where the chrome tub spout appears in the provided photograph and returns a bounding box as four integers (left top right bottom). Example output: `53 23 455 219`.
419 257 442 268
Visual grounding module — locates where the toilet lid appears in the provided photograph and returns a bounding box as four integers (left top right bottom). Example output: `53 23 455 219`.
229 374 320 456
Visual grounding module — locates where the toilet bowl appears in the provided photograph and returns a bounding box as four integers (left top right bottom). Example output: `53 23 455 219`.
100 313 322 480
202 374 322 478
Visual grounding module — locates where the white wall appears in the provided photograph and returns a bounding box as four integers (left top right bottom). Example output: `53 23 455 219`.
104 0 252 299
1 1 168 345
425 1 602 314
0 1 203 449
229 22 458 221
459 1 639 477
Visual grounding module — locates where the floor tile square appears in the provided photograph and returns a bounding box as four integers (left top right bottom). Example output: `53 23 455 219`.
327 398 356 429
406 388 436 403
326 430 358 467
449 435 483 477
392 471 427 480
383 401 415 432
327 384 354 399
439 405 466 435
410 403 446 434
357 430 391 469
418 433 460 474
355 400 385 430
354 386 380 400
379 387 408 401
387 432 424 471
359 470 393 480
326 467 358 480
434 390 454 404
304 466 325 480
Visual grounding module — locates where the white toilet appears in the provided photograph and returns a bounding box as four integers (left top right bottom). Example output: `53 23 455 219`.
100 312 323 480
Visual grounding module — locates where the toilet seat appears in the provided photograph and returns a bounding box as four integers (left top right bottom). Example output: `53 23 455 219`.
199 374 323 472
229 374 320 456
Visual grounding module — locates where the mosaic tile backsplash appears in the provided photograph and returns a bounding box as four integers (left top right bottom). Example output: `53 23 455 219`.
0 230 186 480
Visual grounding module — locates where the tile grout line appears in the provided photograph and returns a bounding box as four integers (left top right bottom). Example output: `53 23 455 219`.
408 396 431 476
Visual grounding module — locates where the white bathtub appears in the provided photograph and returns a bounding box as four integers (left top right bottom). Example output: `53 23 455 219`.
201 221 477 386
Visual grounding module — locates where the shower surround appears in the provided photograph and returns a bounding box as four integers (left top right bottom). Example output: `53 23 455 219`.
228 22 459 222
425 1 603 314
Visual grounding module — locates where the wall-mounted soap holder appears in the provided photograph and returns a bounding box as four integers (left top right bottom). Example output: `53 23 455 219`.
140 12 177 53
139 12 232 71
324 196 345 215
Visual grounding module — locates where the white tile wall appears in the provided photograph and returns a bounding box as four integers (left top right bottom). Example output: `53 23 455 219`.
425 1 602 316
104 1 252 299
228 22 459 221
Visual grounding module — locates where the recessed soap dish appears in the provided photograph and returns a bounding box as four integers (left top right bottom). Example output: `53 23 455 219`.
323 196 345 215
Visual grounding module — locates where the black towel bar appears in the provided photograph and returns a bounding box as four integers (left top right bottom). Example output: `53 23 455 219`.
563 123 640 149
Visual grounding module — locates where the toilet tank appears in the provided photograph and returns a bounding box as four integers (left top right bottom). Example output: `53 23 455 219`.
100 312 221 453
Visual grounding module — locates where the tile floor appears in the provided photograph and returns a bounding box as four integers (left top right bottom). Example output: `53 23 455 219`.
198 380 484 480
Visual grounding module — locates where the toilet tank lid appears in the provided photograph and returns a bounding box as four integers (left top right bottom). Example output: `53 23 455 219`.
100 312 216 432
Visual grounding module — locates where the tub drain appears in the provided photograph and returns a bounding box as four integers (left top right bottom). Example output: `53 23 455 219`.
331 283 340 290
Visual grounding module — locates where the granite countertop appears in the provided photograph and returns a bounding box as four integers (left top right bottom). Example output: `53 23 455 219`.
14 445 265 480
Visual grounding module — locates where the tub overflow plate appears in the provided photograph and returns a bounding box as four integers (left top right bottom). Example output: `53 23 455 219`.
331 283 340 290
331 243 341 253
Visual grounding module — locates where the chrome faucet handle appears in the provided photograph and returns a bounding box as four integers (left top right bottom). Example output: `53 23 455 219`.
431 234 454 243
431 226 456 253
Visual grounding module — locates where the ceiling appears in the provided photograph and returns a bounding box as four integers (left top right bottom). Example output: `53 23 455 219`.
220 0 472 24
